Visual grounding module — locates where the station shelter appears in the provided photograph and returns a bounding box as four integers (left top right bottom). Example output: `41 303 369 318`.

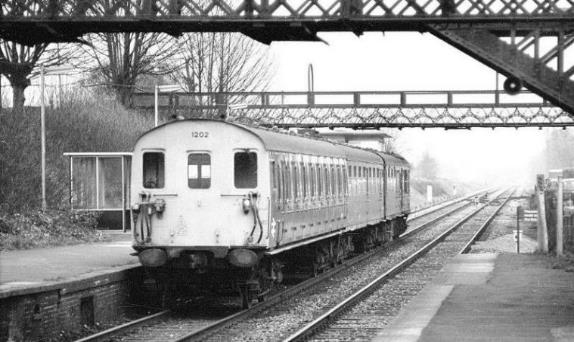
63 152 131 231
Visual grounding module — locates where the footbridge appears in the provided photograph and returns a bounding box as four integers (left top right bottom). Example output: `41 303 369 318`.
133 89 574 129
2 0 574 120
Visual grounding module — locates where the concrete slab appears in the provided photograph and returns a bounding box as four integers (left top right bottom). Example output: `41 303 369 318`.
372 285 454 342
373 253 574 342
0 234 137 296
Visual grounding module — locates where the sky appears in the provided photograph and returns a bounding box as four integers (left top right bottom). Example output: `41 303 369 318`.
266 32 550 186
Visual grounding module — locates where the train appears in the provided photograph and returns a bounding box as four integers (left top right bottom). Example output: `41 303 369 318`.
130 118 410 307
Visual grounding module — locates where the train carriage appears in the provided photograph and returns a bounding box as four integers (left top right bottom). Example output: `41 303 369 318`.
129 119 409 306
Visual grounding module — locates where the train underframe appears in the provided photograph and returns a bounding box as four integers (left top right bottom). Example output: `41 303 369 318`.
143 215 408 309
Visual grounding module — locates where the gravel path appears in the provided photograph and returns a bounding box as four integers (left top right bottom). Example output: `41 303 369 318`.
471 197 538 254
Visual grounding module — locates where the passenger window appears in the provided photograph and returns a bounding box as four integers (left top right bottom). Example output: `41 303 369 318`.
325 166 330 196
293 162 299 200
338 166 343 197
310 165 316 197
284 162 291 201
143 152 165 188
301 162 307 199
188 153 211 189
343 166 348 195
331 166 337 196
317 164 323 197
234 152 257 188
271 161 281 208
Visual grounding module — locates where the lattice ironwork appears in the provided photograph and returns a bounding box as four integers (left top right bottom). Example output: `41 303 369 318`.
2 0 574 122
1 0 574 44
431 28 574 117
132 90 574 128
230 106 574 128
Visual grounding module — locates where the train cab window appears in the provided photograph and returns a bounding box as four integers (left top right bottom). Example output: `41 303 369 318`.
188 153 211 188
143 152 165 188
234 152 257 188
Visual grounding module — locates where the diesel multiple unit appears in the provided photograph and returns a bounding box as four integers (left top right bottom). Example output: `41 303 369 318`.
130 119 410 307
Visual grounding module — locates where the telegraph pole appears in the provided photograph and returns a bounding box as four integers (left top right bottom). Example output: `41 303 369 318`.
40 64 47 211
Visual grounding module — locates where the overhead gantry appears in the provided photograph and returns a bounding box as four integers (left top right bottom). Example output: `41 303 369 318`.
1 0 573 122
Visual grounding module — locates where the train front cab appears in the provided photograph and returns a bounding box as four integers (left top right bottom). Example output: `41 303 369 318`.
129 121 273 276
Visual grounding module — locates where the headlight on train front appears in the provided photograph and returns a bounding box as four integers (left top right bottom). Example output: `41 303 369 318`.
242 197 251 214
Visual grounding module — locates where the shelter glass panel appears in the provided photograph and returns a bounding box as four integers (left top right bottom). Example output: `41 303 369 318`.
71 157 97 209
98 158 123 209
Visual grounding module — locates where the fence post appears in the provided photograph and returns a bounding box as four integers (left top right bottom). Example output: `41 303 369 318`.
536 174 549 252
557 177 564 257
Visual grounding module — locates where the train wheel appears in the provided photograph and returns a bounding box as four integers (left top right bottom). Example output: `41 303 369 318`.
312 262 320 277
239 285 252 309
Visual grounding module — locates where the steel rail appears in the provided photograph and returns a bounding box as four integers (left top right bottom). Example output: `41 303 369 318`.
408 187 491 221
459 189 515 254
282 188 512 342
74 189 494 342
74 310 170 342
171 189 499 342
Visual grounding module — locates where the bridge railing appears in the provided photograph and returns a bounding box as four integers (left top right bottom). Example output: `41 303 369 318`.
132 89 551 110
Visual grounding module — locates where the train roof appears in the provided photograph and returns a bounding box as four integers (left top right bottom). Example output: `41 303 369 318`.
141 119 409 166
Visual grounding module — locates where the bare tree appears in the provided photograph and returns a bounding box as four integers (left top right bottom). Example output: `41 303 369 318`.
0 40 69 111
79 32 178 107
171 32 273 105
544 129 574 171
415 152 440 180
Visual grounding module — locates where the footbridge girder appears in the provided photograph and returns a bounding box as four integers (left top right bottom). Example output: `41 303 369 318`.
1 1 573 44
2 0 574 121
133 90 574 129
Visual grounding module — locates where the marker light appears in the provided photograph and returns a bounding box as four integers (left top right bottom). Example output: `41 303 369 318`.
154 199 166 213
242 197 251 214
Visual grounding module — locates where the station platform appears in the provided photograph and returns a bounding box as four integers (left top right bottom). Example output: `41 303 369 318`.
0 232 138 298
373 253 574 342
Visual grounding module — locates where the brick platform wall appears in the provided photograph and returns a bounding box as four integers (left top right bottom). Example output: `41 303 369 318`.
0 266 143 341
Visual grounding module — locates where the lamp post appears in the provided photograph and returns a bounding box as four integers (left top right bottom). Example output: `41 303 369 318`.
154 84 180 126
39 64 74 211
40 65 46 211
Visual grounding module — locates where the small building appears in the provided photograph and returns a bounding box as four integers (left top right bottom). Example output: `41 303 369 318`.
317 130 393 152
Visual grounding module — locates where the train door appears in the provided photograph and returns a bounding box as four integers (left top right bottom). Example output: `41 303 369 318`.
270 158 283 247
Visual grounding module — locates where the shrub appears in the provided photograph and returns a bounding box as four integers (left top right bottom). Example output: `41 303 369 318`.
0 87 152 212
0 210 104 250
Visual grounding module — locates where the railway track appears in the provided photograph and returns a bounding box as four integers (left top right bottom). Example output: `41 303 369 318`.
285 188 513 342
74 188 495 342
